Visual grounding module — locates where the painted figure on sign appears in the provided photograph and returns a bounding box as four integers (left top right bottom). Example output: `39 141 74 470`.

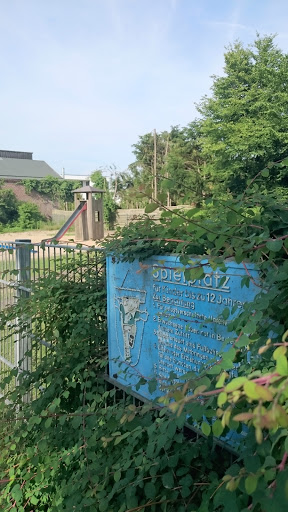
115 293 148 363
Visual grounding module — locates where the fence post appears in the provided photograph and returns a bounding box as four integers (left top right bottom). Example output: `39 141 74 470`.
15 239 31 401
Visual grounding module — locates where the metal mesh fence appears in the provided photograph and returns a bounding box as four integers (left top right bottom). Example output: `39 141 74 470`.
0 240 105 398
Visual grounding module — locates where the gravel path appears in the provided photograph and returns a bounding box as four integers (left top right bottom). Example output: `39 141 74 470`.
0 229 108 246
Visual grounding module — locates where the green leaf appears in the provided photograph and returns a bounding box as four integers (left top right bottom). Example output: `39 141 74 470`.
261 169 269 177
225 377 247 392
214 235 226 251
59 414 67 426
114 470 121 482
222 307 230 320
276 355 288 376
243 381 259 400
176 466 189 477
242 320 257 335
241 275 251 288
227 211 237 224
45 417 52 429
162 472 174 489
181 485 191 498
201 421 211 436
275 272 287 281
254 385 273 402
145 203 158 214
157 192 167 204
11 483 23 502
99 501 109 512
216 372 227 389
185 266 204 280
193 384 208 395
212 419 224 437
245 474 258 494
235 250 244 264
266 239 283 252
144 482 156 499
217 391 227 406
179 474 193 487
244 454 261 473
208 364 222 375
148 378 157 394
236 334 250 348
273 346 287 360
263 456 276 468
167 421 177 438
222 348 236 361
72 415 82 429
168 454 179 468
207 232 217 242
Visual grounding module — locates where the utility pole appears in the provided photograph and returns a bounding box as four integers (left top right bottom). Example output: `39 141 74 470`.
164 134 171 207
153 129 157 201
113 172 118 201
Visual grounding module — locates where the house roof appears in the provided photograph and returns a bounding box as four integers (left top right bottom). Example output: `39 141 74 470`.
65 174 90 181
0 157 61 180
72 185 105 194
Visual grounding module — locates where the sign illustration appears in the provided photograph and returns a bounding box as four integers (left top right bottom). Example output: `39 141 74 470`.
115 284 148 366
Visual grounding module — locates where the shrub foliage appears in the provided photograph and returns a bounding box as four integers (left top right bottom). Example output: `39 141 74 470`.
0 168 288 511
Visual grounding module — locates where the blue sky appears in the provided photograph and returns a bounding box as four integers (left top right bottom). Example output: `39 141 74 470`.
1 0 288 177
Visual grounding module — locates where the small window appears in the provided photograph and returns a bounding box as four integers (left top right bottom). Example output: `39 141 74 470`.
86 180 90 186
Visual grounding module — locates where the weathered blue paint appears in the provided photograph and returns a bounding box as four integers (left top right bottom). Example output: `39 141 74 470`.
107 256 261 449
107 255 260 399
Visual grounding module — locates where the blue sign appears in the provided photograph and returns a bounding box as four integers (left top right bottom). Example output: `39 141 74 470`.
107 256 260 400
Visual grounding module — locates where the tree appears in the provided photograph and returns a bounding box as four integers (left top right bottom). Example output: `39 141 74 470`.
163 123 207 206
129 131 167 204
0 187 19 225
197 35 288 195
111 171 136 208
128 126 207 207
90 169 118 228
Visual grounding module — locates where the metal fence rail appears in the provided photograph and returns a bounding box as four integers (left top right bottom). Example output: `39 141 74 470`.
0 239 105 398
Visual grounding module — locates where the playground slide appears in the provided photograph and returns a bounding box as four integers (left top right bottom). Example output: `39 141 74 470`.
44 201 87 242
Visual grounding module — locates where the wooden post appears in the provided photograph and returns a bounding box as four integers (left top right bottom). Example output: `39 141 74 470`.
87 193 97 240
74 194 88 240
74 195 81 240
94 197 104 239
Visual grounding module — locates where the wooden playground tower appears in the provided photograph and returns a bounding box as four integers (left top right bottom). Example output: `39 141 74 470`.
73 185 105 241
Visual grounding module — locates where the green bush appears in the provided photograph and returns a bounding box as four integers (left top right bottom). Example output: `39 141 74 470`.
23 176 81 206
1 168 288 510
17 202 43 229
0 188 19 225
